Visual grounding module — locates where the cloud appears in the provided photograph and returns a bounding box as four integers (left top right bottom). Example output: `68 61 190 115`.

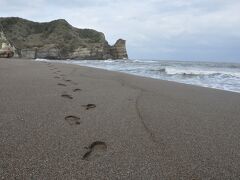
0 0 240 61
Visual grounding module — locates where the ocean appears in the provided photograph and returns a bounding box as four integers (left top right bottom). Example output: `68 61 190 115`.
36 59 240 93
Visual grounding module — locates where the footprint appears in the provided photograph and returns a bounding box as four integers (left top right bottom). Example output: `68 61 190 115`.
73 88 82 92
59 74 65 77
65 116 81 125
65 79 71 82
82 104 96 110
63 79 78 85
54 76 60 79
57 83 67 87
61 94 73 99
82 141 107 161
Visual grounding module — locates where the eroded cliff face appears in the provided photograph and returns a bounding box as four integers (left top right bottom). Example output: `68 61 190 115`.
0 17 128 60
0 31 14 58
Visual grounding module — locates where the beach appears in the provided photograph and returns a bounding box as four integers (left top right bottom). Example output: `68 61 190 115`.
1 58 240 179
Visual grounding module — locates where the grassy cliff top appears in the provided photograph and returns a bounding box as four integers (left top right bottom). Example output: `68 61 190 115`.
0 17 107 52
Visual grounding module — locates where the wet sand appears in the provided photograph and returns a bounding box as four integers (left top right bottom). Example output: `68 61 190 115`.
1 58 240 179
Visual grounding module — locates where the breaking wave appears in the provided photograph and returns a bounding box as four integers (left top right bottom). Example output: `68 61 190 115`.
149 67 240 78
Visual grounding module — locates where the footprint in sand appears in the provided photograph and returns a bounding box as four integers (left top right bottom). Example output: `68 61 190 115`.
61 94 73 99
54 76 60 79
63 79 78 85
73 88 82 92
65 116 81 125
64 79 72 83
82 104 96 110
82 141 107 161
57 83 67 87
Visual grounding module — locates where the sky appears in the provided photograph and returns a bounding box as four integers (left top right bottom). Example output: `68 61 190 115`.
0 0 240 62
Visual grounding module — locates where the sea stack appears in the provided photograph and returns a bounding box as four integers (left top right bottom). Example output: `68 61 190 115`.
0 17 128 60
111 39 128 59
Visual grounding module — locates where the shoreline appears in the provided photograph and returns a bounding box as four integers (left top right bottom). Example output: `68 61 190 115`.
1 58 240 179
36 58 240 94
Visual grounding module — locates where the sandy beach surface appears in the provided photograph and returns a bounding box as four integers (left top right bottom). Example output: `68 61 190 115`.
1 58 240 179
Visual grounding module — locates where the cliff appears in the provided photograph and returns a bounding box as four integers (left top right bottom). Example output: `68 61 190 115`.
0 17 128 60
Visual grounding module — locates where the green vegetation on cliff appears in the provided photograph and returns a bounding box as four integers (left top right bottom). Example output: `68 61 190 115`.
0 17 128 60
0 17 106 54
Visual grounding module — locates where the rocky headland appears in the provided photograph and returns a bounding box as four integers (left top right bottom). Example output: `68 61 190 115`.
0 17 128 60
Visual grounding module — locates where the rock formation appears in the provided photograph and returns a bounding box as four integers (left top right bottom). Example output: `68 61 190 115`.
0 31 14 58
0 17 128 60
111 39 128 59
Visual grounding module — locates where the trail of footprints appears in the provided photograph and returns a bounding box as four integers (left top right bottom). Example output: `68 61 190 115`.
45 62 107 161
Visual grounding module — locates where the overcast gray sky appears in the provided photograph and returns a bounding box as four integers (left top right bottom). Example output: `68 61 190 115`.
1 0 240 62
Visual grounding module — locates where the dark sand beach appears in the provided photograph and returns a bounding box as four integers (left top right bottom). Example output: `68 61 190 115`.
1 58 240 179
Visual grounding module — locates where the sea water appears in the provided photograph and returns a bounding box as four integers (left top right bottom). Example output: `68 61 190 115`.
36 59 240 93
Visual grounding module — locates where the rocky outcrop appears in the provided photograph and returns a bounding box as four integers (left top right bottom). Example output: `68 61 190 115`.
0 31 14 58
0 17 128 60
111 39 128 59
0 45 14 58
